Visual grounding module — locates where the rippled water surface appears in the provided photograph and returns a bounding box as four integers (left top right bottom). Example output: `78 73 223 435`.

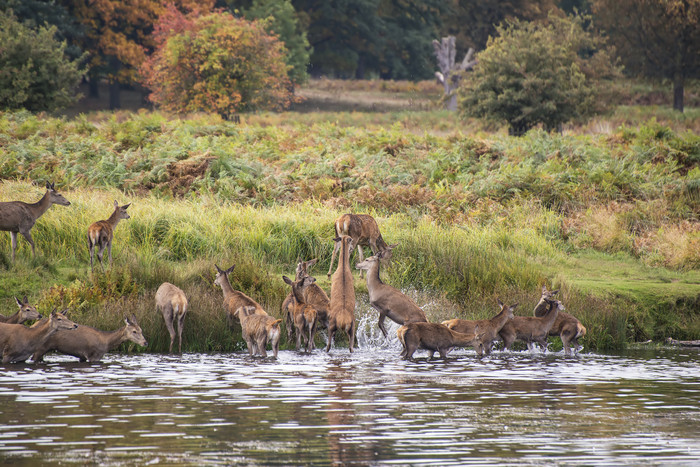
1 343 699 465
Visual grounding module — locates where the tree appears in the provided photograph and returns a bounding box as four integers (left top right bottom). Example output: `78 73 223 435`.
0 11 86 112
139 8 294 118
459 14 620 135
592 0 700 112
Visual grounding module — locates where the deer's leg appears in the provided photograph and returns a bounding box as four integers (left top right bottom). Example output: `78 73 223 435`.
162 305 176 354
97 242 107 269
327 241 340 277
177 312 186 353
295 320 303 351
10 231 17 262
20 230 36 258
89 239 95 271
307 319 317 352
561 333 572 356
377 313 389 338
349 322 356 353
326 323 336 352
356 244 366 278
257 336 267 358
244 334 254 356
107 241 113 266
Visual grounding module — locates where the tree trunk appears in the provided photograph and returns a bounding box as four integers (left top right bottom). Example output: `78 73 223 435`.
673 70 684 113
88 77 100 98
109 81 121 110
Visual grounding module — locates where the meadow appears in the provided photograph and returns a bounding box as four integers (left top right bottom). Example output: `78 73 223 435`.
0 81 698 354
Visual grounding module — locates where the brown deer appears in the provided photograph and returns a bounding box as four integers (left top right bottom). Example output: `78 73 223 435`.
534 286 587 355
88 200 131 270
283 275 319 352
327 214 390 278
442 299 516 354
155 282 188 354
0 309 78 363
499 296 564 351
327 235 356 352
235 306 281 358
214 264 267 330
0 296 41 324
282 258 329 339
0 181 71 261
32 314 147 363
355 246 428 338
397 322 484 360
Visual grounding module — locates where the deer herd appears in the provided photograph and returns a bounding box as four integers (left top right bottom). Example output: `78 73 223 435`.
0 183 586 364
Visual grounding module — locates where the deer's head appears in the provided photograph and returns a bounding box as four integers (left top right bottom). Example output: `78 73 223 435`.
214 264 235 288
46 181 71 206
496 298 518 320
125 314 147 347
15 296 41 323
49 309 78 331
114 200 131 221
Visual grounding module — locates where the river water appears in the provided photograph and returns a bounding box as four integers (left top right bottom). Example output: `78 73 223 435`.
1 328 699 466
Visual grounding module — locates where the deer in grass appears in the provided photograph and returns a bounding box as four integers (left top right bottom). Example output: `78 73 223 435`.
0 181 71 261
327 235 356 352
498 295 564 352
214 264 267 329
327 214 390 278
283 275 319 352
534 285 586 355
0 309 78 363
397 322 484 361
355 246 428 338
32 314 147 363
442 299 516 355
155 282 188 354
282 258 330 339
235 306 282 358
0 296 41 324
88 200 131 271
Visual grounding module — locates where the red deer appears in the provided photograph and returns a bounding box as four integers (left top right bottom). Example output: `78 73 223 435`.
283 275 319 352
499 297 564 351
534 286 586 355
0 296 41 324
282 258 329 339
155 282 188 354
327 235 356 352
355 246 428 338
442 299 516 354
32 314 147 362
0 181 71 261
88 200 131 270
397 322 484 360
235 306 281 358
0 309 78 363
327 214 390 278
214 264 267 329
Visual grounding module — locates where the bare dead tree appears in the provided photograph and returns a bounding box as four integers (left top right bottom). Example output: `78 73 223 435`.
433 36 477 111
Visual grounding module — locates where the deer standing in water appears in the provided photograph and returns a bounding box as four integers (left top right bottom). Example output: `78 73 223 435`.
235 306 282 358
0 296 41 324
214 264 267 327
155 282 188 354
283 275 319 352
327 214 390 278
327 235 356 352
0 181 71 261
0 309 78 363
282 258 330 339
355 246 428 338
397 322 484 360
499 295 564 352
442 299 516 354
534 286 586 355
32 314 147 362
88 200 131 270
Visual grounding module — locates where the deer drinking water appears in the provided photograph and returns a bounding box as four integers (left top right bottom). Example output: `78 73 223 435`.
442 299 516 354
283 275 319 352
534 286 586 355
0 309 78 363
155 282 188 354
0 181 71 261
327 235 357 352
355 246 428 338
327 214 390 278
397 322 484 360
32 314 147 362
88 200 131 270
0 296 41 324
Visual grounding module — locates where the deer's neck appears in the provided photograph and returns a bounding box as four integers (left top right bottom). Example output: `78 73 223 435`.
376 234 388 251
106 210 123 229
490 307 511 329
28 318 55 341
219 277 236 299
0 310 20 324
103 327 128 350
533 297 549 317
27 191 52 221
450 329 476 347
365 262 383 292
291 286 306 304
541 302 559 326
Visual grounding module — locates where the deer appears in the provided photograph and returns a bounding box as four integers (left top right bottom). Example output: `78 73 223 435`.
282 258 329 339
155 282 188 354
355 246 428 338
327 235 357 352
0 296 41 324
442 299 516 354
32 314 147 363
88 200 131 270
282 275 319 352
0 181 71 261
498 296 564 352
0 309 78 363
534 286 587 355
214 264 267 330
235 305 281 358
327 214 390 278
397 322 485 361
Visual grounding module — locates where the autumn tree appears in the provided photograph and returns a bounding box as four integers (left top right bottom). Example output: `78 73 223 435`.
592 0 700 112
139 8 294 118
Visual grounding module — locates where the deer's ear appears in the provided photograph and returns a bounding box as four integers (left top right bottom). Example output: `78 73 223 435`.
497 298 504 307
542 285 548 294
23 295 28 304
114 200 119 208
123 203 131 209
307 258 318 268
282 275 293 285
50 182 55 190
226 265 235 274
551 289 559 295
333 236 341 243
46 181 51 189
15 296 22 307
215 264 223 274
388 243 398 249
511 303 519 310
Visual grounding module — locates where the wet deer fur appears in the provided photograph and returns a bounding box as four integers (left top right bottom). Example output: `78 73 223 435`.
0 309 78 363
499 296 564 351
397 322 484 360
355 246 428 338
155 282 188 354
0 296 41 324
235 306 281 358
534 286 586 355
327 235 356 352
32 314 147 363
0 181 71 261
283 275 318 352
88 200 131 270
327 214 389 278
442 299 516 354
